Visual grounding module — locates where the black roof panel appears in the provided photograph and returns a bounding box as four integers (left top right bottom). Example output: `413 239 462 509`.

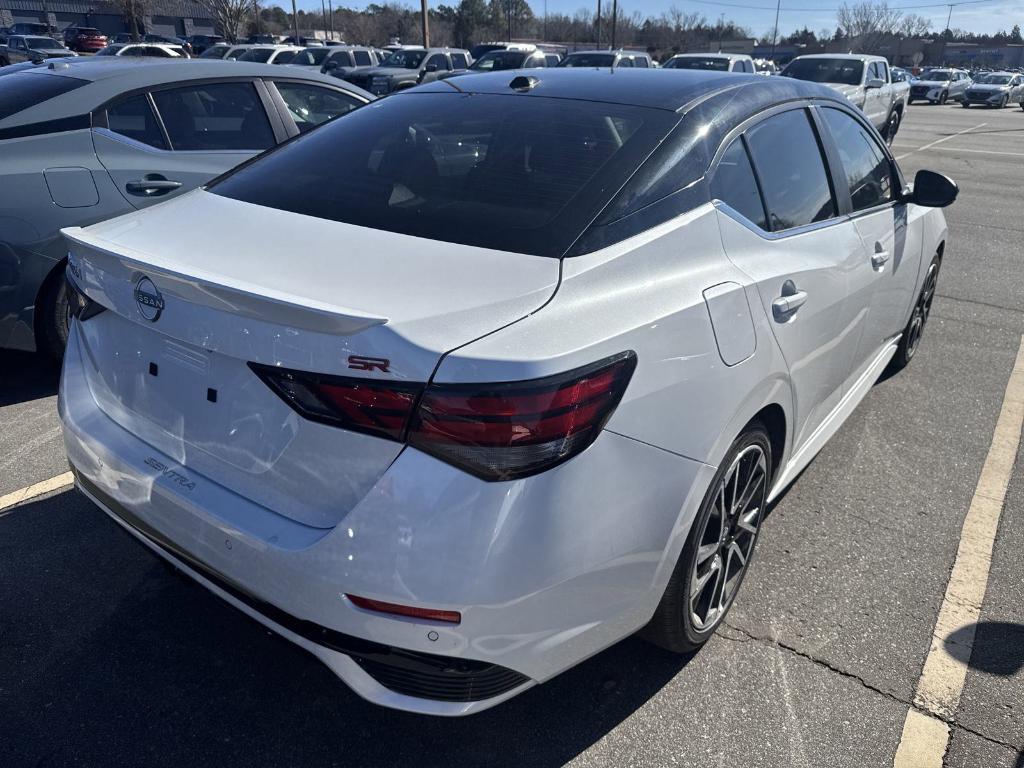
412 67 845 112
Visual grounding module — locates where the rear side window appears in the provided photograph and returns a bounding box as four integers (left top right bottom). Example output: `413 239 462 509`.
821 108 893 212
211 93 678 257
151 82 273 151
107 94 167 149
353 50 371 66
275 82 362 132
0 73 87 120
711 139 767 229
746 109 836 231
634 57 649 68
451 53 468 69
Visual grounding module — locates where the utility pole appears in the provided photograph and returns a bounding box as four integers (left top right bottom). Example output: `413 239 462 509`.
321 0 327 41
769 0 781 61
291 0 299 43
507 0 512 40
943 3 953 64
421 0 429 46
328 0 334 41
596 0 601 48
611 0 617 49
254 0 261 35
543 0 547 41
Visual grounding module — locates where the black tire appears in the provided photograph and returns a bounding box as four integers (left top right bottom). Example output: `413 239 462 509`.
939 90 948 105
890 253 941 372
883 109 900 145
962 101 970 108
643 424 772 653
38 270 71 361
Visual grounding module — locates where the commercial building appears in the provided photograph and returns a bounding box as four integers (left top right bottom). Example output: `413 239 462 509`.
0 0 215 39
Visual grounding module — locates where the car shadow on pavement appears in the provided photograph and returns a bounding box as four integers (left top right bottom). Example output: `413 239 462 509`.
945 621 1024 676
0 350 59 407
1 489 697 768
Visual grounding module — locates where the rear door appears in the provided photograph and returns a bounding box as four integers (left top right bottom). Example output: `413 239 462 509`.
93 79 285 209
818 105 923 370
714 106 867 450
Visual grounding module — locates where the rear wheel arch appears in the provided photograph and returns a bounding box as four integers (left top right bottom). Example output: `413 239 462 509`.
34 256 69 358
748 403 786 487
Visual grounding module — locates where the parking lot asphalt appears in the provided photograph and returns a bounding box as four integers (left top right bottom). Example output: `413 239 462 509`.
1 102 1022 768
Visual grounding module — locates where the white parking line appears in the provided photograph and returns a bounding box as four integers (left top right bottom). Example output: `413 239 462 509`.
0 471 74 516
893 335 1024 766
894 123 988 160
911 146 1024 158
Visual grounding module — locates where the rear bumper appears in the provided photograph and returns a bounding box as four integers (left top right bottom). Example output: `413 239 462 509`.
59 321 712 714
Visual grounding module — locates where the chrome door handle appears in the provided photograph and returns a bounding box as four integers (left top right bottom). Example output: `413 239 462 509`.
772 290 808 319
125 175 182 196
871 250 891 270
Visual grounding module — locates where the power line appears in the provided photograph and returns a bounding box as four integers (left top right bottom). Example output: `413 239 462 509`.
679 0 999 12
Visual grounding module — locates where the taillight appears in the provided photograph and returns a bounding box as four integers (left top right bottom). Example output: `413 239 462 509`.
248 363 422 441
251 351 636 480
409 352 636 480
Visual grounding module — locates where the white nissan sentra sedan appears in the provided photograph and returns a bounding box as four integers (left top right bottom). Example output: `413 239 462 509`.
59 69 957 715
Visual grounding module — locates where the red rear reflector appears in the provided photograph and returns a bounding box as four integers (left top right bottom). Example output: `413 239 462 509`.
346 594 461 624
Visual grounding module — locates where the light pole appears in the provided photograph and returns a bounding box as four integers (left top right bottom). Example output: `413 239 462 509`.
769 0 781 62
421 0 430 46
596 0 601 48
328 0 334 41
321 0 327 40
611 0 617 49
291 0 299 43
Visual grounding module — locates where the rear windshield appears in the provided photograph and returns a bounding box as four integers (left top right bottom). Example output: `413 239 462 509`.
977 74 1011 84
381 50 426 69
0 71 87 120
665 56 729 71
470 51 529 71
560 53 616 67
211 93 677 257
292 48 329 65
26 37 62 49
782 58 864 85
239 48 273 62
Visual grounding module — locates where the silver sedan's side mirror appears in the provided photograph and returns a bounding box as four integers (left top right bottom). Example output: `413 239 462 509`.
906 170 959 208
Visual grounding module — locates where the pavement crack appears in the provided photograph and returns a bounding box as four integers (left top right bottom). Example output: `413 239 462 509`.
724 621 1024 755
721 620 911 707
935 292 1024 317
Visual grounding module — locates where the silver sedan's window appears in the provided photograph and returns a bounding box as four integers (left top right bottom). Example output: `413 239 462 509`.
820 108 893 212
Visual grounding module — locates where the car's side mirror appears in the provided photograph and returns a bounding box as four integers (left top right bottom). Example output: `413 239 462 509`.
906 169 959 208
866 77 885 89
324 60 338 71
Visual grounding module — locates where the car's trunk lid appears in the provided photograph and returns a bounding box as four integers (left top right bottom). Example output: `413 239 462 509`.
63 190 560 528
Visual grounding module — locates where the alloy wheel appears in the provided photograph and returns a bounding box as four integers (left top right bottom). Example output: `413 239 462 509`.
688 444 768 631
905 261 939 360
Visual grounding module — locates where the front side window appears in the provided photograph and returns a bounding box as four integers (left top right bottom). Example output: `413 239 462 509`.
634 57 649 68
821 108 893 212
226 47 246 60
745 109 836 231
711 139 767 229
425 54 450 71
450 53 469 69
239 48 273 63
211 93 677 257
275 82 362 132
353 50 371 66
151 82 274 151
25 37 62 49
617 57 634 68
106 94 168 149
143 46 173 57
273 50 297 64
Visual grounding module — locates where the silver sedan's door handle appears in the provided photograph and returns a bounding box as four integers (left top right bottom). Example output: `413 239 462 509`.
125 175 182 196
772 290 808 320
871 250 891 270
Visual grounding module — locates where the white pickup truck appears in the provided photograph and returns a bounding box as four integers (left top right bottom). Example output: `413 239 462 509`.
780 53 910 144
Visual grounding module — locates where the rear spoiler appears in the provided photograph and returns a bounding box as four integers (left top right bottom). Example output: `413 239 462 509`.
62 226 388 335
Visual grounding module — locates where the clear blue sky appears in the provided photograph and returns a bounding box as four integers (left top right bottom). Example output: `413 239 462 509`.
294 0 1020 38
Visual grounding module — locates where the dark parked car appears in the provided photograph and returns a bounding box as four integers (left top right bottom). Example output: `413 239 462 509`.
558 49 653 68
62 27 108 53
0 35 76 65
0 59 371 356
185 34 224 55
439 46 549 80
341 47 471 95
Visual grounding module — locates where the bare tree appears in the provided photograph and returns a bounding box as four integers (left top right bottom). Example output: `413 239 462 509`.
196 0 253 41
837 1 901 53
898 13 931 38
110 0 152 40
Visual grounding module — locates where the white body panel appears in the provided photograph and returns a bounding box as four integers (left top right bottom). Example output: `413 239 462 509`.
59 89 950 715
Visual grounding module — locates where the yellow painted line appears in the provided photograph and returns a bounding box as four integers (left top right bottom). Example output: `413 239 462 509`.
0 471 74 515
895 122 987 160
894 335 1024 766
